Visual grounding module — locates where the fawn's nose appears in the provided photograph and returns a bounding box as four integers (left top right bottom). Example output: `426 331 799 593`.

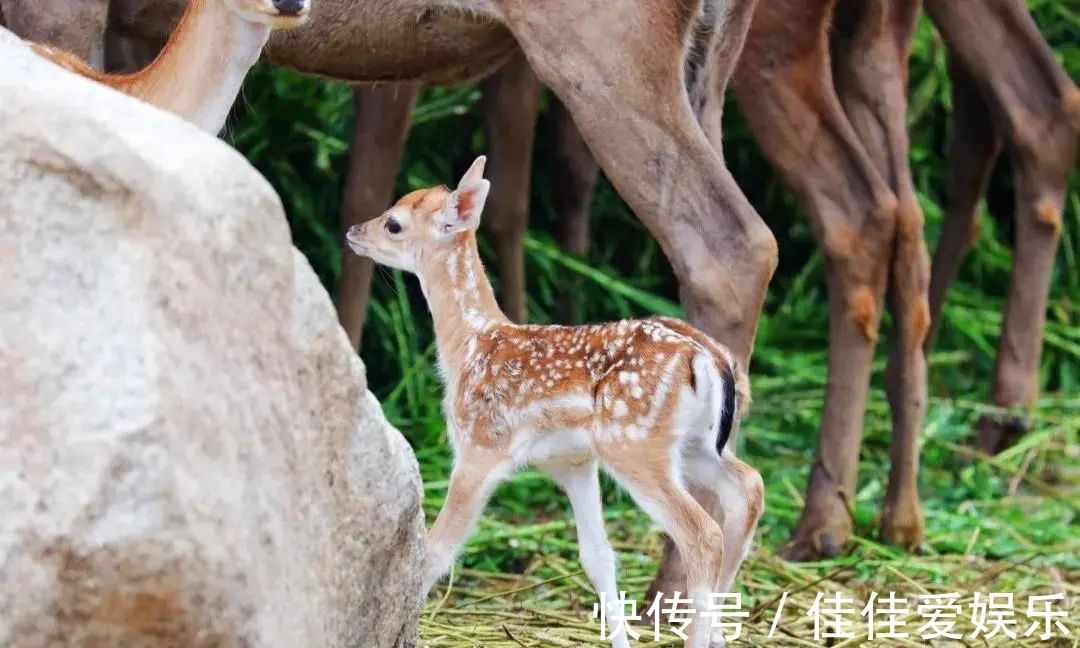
272 0 306 15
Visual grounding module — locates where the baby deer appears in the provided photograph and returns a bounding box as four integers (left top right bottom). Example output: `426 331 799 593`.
346 156 764 648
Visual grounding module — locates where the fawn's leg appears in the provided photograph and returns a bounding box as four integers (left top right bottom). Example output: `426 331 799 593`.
336 83 419 349
732 0 897 560
542 461 629 648
495 0 777 365
925 53 1003 352
604 449 727 648
548 96 599 324
830 0 929 551
479 52 542 324
926 0 1080 454
423 445 513 595
682 447 764 596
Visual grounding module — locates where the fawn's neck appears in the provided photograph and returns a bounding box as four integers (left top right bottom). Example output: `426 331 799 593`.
120 0 269 133
418 235 509 376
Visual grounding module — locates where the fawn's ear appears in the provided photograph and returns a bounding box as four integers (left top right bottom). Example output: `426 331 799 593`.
438 179 490 236
457 155 487 187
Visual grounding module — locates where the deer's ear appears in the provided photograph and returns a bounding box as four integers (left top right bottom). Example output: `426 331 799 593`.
438 180 490 236
457 155 487 187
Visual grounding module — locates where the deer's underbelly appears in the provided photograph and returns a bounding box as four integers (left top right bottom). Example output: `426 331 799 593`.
265 4 519 86
510 427 594 468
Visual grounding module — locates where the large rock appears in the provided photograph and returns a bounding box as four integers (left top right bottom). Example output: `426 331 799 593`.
0 27 425 648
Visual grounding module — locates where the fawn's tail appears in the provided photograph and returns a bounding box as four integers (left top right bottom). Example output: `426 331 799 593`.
691 352 738 456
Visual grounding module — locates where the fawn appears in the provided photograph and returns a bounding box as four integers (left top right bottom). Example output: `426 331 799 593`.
345 156 764 648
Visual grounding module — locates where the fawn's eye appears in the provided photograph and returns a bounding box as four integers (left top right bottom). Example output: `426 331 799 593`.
385 217 402 235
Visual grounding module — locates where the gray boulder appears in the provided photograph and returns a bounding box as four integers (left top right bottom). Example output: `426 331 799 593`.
0 26 424 648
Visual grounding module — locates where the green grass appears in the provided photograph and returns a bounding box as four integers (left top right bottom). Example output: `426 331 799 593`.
222 2 1080 645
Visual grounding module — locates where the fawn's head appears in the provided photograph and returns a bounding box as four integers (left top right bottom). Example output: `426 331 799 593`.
346 156 491 274
227 0 310 28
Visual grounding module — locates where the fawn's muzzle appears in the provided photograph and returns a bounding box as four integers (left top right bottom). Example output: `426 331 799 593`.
345 224 365 243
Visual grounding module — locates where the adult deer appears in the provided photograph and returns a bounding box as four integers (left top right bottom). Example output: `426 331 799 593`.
8 0 310 134
3 0 777 612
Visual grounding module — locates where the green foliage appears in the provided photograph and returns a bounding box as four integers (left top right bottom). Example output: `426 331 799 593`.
223 3 1080 631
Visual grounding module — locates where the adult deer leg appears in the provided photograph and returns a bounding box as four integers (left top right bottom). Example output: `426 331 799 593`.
496 0 775 364
831 0 928 551
926 0 1080 454
335 83 419 349
549 96 599 324
494 0 775 602
479 52 542 324
925 53 1003 351
732 0 903 560
640 0 763 608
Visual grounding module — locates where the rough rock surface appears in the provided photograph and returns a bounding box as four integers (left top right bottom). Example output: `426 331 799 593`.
0 26 424 648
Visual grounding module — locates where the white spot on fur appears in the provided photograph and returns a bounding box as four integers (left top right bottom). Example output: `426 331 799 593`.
613 400 628 418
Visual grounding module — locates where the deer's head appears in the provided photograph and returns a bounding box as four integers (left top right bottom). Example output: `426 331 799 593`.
227 0 310 29
346 155 491 273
